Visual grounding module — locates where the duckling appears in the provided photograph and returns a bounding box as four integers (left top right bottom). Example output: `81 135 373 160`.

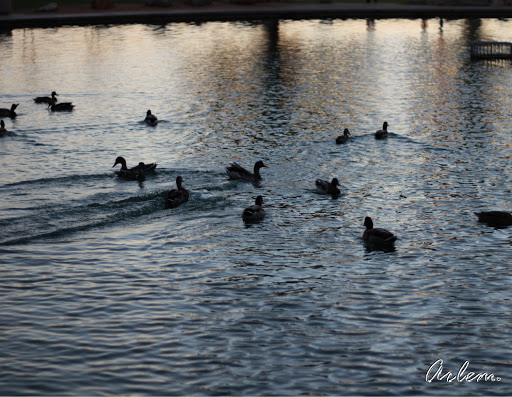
242 195 265 222
144 110 158 126
112 156 157 174
375 121 389 139
315 178 341 195
166 176 189 208
226 160 267 182
362 216 397 246
49 102 74 112
474 211 512 227
34 91 58 105
0 104 19 119
336 128 351 144
0 120 7 137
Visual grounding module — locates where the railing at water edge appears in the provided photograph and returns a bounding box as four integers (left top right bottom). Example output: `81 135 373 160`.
470 42 512 59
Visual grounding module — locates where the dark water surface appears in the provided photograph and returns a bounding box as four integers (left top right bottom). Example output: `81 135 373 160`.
1 17 511 395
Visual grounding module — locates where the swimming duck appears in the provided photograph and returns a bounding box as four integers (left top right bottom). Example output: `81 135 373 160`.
113 161 145 181
336 128 351 144
166 176 189 208
113 156 157 173
242 195 265 222
362 216 397 246
375 122 389 139
474 211 512 227
0 104 19 119
226 160 267 182
315 178 341 195
34 91 58 105
144 110 158 126
0 120 7 137
49 102 74 112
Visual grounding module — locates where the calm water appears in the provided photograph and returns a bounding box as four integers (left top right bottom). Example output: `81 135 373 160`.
1 17 512 395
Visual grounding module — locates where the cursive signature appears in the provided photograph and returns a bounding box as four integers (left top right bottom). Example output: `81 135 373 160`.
426 359 502 383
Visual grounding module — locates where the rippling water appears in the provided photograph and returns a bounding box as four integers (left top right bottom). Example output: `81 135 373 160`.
1 17 512 395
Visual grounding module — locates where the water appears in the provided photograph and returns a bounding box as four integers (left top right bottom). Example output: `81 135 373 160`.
1 17 512 395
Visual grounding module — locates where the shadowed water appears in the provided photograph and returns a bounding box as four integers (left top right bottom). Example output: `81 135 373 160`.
0 17 511 395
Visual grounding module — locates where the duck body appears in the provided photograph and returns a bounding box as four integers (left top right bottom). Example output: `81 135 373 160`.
242 195 265 222
113 156 157 174
114 162 145 181
144 110 158 126
474 211 512 227
113 157 154 181
0 120 7 137
50 102 74 112
166 176 189 208
0 104 19 119
34 91 58 105
363 216 397 246
336 128 351 144
375 121 389 139
315 178 341 196
226 160 267 182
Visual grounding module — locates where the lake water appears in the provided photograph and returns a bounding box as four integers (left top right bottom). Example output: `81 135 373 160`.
1 16 511 395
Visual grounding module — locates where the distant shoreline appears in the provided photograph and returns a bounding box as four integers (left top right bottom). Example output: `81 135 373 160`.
2 2 512 30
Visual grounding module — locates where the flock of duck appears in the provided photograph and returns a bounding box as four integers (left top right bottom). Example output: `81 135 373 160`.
2 94 511 247
0 92 75 137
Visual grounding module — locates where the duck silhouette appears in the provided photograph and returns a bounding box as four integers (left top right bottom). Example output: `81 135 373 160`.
336 128 351 144
144 110 158 126
34 91 58 105
242 195 265 223
0 104 19 119
226 160 267 182
475 211 512 227
315 178 341 196
362 216 397 246
166 176 189 208
375 122 389 139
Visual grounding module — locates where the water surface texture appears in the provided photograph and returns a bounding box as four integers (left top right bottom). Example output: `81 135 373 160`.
1 18 512 395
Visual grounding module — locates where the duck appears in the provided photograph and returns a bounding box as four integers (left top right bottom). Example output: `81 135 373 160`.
144 110 158 126
336 128 351 144
226 160 267 182
474 211 512 227
113 162 145 181
362 216 397 246
34 91 58 105
315 178 341 195
112 156 157 175
0 120 7 137
0 104 19 119
242 195 265 222
166 176 189 208
49 102 74 112
375 121 389 139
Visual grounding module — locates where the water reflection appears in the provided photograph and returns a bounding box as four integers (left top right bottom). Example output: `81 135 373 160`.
1 18 512 397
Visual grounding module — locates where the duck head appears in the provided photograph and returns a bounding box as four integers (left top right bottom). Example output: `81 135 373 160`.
343 128 351 136
255 160 267 170
383 122 388 130
364 216 374 229
11 104 19 111
255 195 264 206
176 175 184 188
147 110 152 116
331 178 340 186
113 156 127 169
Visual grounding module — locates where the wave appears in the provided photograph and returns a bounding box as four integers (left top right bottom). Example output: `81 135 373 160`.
0 169 231 246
